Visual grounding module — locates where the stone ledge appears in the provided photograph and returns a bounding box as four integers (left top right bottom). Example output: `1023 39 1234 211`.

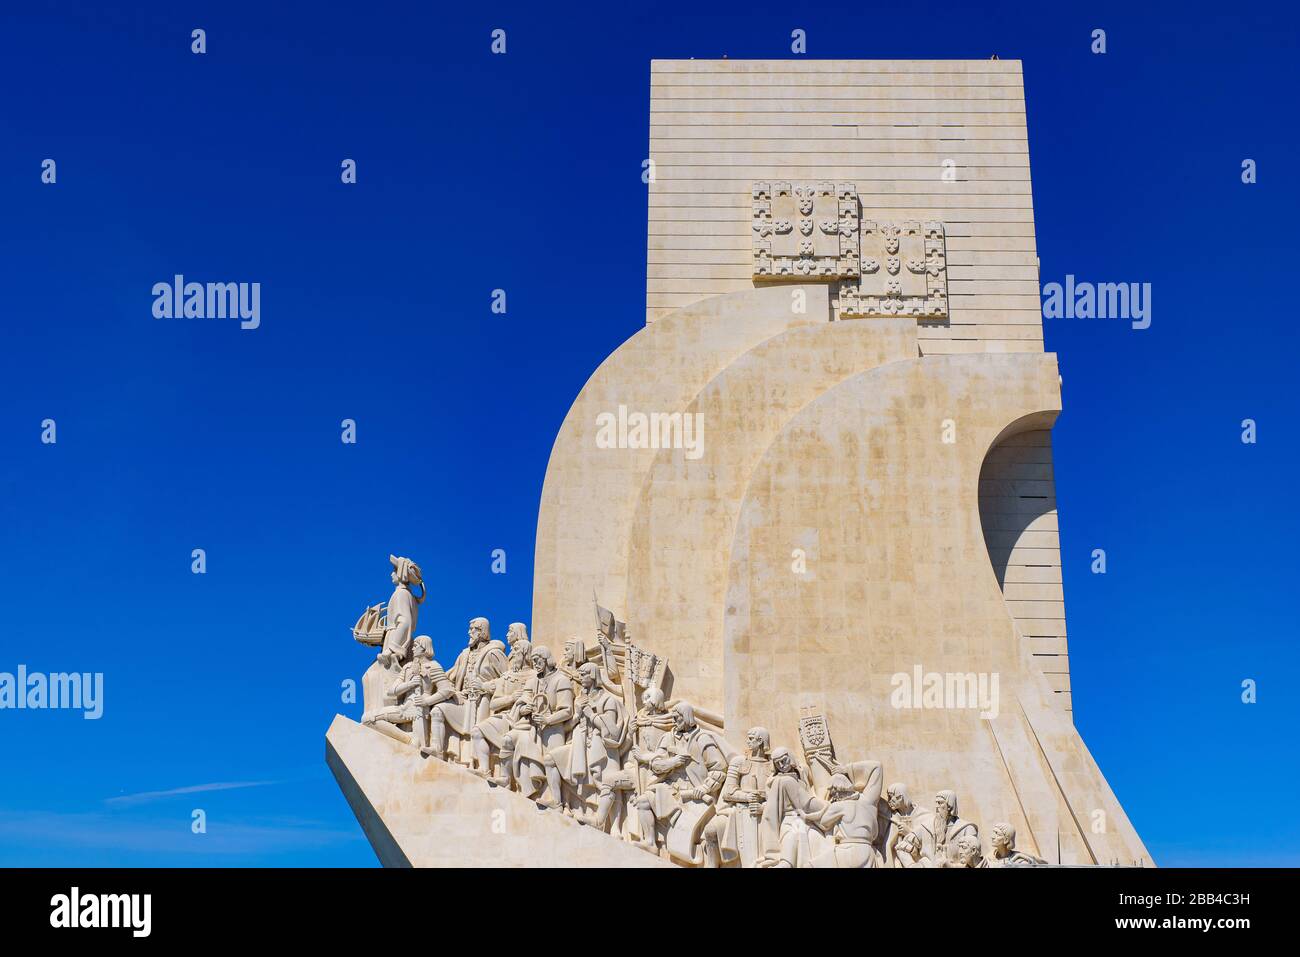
326 714 670 868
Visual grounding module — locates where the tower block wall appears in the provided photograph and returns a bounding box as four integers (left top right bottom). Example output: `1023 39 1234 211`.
644 58 1070 710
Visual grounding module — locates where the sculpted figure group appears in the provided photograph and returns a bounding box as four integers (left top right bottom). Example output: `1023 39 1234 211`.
353 556 1047 869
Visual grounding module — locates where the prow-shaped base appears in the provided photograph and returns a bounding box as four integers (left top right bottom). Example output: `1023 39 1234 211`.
326 715 670 868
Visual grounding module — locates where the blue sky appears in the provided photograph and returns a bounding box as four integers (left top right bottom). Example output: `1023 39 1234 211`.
0 1 1296 866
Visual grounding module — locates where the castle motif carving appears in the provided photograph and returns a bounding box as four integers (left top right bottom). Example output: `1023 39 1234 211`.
751 183 949 321
752 182 859 279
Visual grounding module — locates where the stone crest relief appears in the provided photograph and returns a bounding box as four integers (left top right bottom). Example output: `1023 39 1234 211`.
751 182 949 321
752 182 859 279
840 219 949 319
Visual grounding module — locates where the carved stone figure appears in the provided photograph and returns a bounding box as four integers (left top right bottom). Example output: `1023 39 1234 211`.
515 646 576 806
704 726 773 868
468 636 533 781
943 833 988 868
806 772 885 868
543 662 631 826
913 789 978 866
990 823 1046 867
478 644 558 796
425 618 508 762
759 746 822 867
629 687 674 754
632 702 729 863
883 781 919 867
377 555 425 667
364 636 454 750
504 622 530 653
560 638 587 682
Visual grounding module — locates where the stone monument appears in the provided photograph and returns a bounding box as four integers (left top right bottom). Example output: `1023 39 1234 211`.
327 58 1151 868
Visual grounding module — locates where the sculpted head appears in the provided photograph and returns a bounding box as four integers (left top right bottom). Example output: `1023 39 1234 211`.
642 687 666 714
530 645 556 677
992 823 1015 855
745 726 771 759
506 623 529 650
563 638 586 668
935 789 958 821
390 554 423 588
772 747 796 775
412 635 433 661
578 662 600 691
887 782 912 814
670 701 696 733
954 834 983 867
468 617 490 647
508 638 532 670
827 773 855 801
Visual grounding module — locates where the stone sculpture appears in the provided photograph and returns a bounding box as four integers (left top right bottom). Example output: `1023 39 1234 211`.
424 618 507 762
632 702 729 864
990 823 1047 867
544 661 631 826
945 833 989 869
352 554 425 667
883 782 919 868
913 790 979 867
468 634 532 782
705 726 773 868
805 773 884 869
346 556 1083 868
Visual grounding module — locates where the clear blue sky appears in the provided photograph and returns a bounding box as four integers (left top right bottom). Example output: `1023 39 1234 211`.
1 1 1295 866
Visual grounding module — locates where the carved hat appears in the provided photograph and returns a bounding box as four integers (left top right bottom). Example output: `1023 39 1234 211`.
771 746 793 768
390 555 422 583
389 555 425 603
936 789 959 816
564 637 586 665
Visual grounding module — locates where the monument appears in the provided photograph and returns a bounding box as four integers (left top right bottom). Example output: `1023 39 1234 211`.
327 59 1151 868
